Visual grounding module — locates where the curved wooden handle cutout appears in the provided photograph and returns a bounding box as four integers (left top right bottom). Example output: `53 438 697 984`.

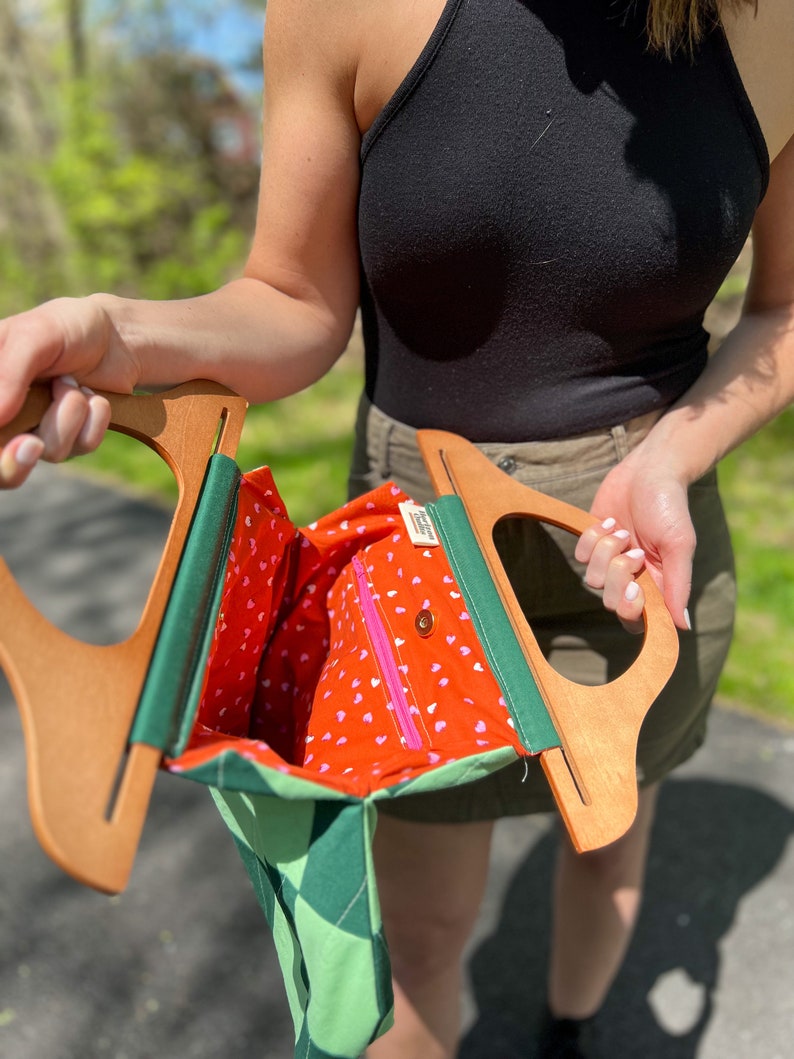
0 382 248 892
417 430 680 852
2 397 677 886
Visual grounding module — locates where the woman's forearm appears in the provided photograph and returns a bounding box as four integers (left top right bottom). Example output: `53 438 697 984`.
92 274 358 402
627 303 794 484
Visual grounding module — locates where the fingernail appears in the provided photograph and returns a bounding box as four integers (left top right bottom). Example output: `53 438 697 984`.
601 518 616 530
684 607 692 631
624 582 640 602
626 548 645 559
60 374 79 388
80 386 95 397
15 437 45 467
613 529 630 540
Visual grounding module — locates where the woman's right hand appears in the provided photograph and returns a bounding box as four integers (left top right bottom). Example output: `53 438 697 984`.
0 296 136 487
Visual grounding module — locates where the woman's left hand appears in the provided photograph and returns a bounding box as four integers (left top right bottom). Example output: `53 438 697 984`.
576 459 695 632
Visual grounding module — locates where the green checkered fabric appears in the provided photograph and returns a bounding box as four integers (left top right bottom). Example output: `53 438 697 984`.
152 456 552 1057
177 747 518 1057
212 792 390 1058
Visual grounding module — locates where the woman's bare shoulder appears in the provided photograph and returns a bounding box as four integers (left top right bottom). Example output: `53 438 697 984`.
264 0 448 134
722 0 794 160
263 0 363 88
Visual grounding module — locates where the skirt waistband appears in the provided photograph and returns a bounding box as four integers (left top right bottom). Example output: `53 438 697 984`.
359 395 665 484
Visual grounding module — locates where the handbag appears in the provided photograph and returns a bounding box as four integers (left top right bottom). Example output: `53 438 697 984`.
0 383 678 1058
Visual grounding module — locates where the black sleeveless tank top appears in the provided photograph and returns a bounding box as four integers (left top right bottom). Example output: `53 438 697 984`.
357 0 768 441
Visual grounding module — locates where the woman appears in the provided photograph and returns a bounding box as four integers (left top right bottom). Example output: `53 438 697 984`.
1 1 792 1056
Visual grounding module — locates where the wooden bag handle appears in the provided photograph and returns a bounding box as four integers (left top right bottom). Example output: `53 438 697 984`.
417 430 680 852
0 382 248 892
2 389 676 886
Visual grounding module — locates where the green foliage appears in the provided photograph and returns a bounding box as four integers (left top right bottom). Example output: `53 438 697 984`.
138 203 247 299
44 80 249 297
717 407 794 722
0 239 43 317
0 5 256 313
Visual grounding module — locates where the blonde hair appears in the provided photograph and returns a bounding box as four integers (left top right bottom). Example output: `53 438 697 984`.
646 0 755 56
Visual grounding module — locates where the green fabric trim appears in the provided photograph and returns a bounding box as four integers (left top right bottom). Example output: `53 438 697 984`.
379 744 519 798
180 752 358 801
427 494 560 754
361 802 382 937
182 743 517 803
131 454 241 755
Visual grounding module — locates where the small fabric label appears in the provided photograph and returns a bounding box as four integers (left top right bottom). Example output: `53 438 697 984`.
399 502 440 547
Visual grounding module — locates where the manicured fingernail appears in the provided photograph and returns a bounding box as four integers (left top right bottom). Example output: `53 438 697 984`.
613 529 630 540
624 581 640 602
684 608 692 631
601 518 616 530
60 374 79 388
15 437 45 466
626 548 645 559
80 386 95 397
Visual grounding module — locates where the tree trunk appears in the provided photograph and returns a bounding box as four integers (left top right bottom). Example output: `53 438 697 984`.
66 0 87 79
0 0 76 301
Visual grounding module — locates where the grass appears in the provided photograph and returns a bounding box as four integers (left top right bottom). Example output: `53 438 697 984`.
717 407 794 724
70 292 794 726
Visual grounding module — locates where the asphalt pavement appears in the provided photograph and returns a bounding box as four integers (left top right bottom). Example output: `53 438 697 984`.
1 463 793 1059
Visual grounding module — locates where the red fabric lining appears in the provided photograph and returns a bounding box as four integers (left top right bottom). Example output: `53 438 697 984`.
168 467 527 798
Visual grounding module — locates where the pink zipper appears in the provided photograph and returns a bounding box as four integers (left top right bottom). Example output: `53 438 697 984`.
351 555 423 750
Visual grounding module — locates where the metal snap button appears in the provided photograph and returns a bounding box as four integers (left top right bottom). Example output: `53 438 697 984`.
415 609 437 637
497 455 517 474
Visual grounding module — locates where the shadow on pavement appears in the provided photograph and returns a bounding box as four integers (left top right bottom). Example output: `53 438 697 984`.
461 778 794 1058
2 464 793 1058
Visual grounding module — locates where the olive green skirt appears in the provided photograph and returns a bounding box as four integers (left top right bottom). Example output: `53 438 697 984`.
348 396 736 821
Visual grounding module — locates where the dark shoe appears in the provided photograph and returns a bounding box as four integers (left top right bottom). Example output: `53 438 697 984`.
535 1005 600 1058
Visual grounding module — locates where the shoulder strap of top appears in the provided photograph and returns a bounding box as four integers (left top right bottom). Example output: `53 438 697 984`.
361 0 467 163
711 21 770 199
